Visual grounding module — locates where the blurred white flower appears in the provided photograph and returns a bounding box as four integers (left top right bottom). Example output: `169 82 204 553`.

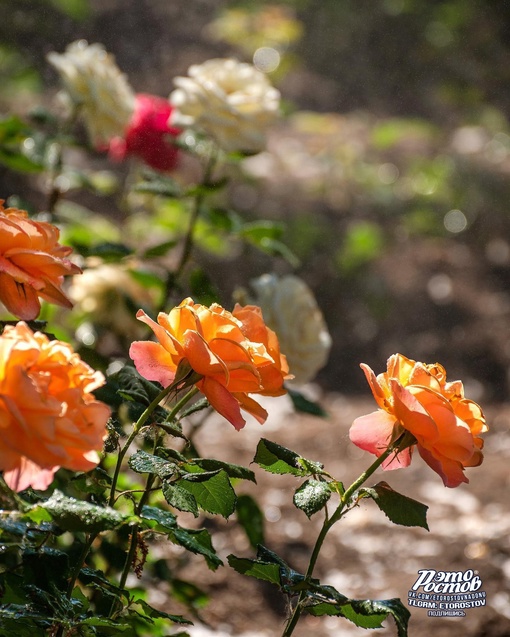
48 40 135 147
250 274 331 384
169 58 280 154
69 263 155 340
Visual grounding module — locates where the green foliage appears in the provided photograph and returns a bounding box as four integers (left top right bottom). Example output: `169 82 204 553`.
235 494 265 548
254 438 324 476
287 388 328 417
359 481 429 530
293 479 331 517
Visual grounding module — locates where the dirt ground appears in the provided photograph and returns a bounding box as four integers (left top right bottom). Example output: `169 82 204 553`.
140 391 510 637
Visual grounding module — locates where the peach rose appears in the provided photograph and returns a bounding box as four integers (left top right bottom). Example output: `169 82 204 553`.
349 353 487 487
129 298 290 430
0 322 110 492
0 202 81 321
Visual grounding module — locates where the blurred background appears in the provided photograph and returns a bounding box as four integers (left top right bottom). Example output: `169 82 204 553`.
3 0 510 403
1 2 510 636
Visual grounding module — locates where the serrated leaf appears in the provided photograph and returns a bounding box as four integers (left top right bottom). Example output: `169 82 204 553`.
227 555 281 585
253 439 308 476
293 480 331 518
179 396 209 419
303 582 410 637
31 491 130 533
177 469 236 518
193 458 256 482
140 505 177 529
162 481 199 517
128 450 177 479
170 527 222 570
236 494 265 548
360 482 429 530
288 388 328 417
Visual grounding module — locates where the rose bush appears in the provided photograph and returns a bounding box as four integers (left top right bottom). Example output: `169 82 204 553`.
0 322 110 492
130 298 290 430
0 202 81 320
169 58 280 153
349 353 488 487
250 274 331 384
48 40 135 147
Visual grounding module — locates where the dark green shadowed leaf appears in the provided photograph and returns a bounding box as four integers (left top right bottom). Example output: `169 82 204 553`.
293 479 331 518
192 458 256 482
227 555 281 585
236 494 265 548
288 388 328 417
359 481 429 530
171 528 222 570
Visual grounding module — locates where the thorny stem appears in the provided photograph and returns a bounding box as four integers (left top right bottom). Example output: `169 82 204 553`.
281 443 399 637
111 385 199 614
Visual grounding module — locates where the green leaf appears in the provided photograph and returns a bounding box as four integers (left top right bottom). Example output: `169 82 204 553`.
236 495 265 548
143 239 178 259
86 241 133 261
0 147 43 173
128 450 177 479
162 481 199 517
240 220 284 242
293 480 331 518
303 581 410 636
178 470 236 518
170 579 209 610
31 491 130 533
178 396 210 419
140 505 177 529
112 365 164 406
227 555 281 585
135 174 183 198
253 439 308 476
133 598 192 624
287 388 328 418
171 527 222 570
192 458 256 482
359 482 429 530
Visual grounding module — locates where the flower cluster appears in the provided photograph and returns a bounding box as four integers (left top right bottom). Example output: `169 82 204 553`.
350 353 487 487
0 322 110 491
250 274 331 384
130 298 291 430
170 58 280 154
0 202 81 320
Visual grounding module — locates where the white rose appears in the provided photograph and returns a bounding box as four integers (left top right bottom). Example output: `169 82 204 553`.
69 263 154 340
251 274 331 385
169 58 280 154
47 40 135 147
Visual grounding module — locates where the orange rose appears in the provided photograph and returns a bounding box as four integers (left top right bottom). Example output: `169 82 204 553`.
0 322 110 491
129 298 291 430
0 202 81 321
349 353 487 487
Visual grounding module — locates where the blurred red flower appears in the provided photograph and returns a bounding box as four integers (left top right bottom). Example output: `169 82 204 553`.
109 93 180 172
